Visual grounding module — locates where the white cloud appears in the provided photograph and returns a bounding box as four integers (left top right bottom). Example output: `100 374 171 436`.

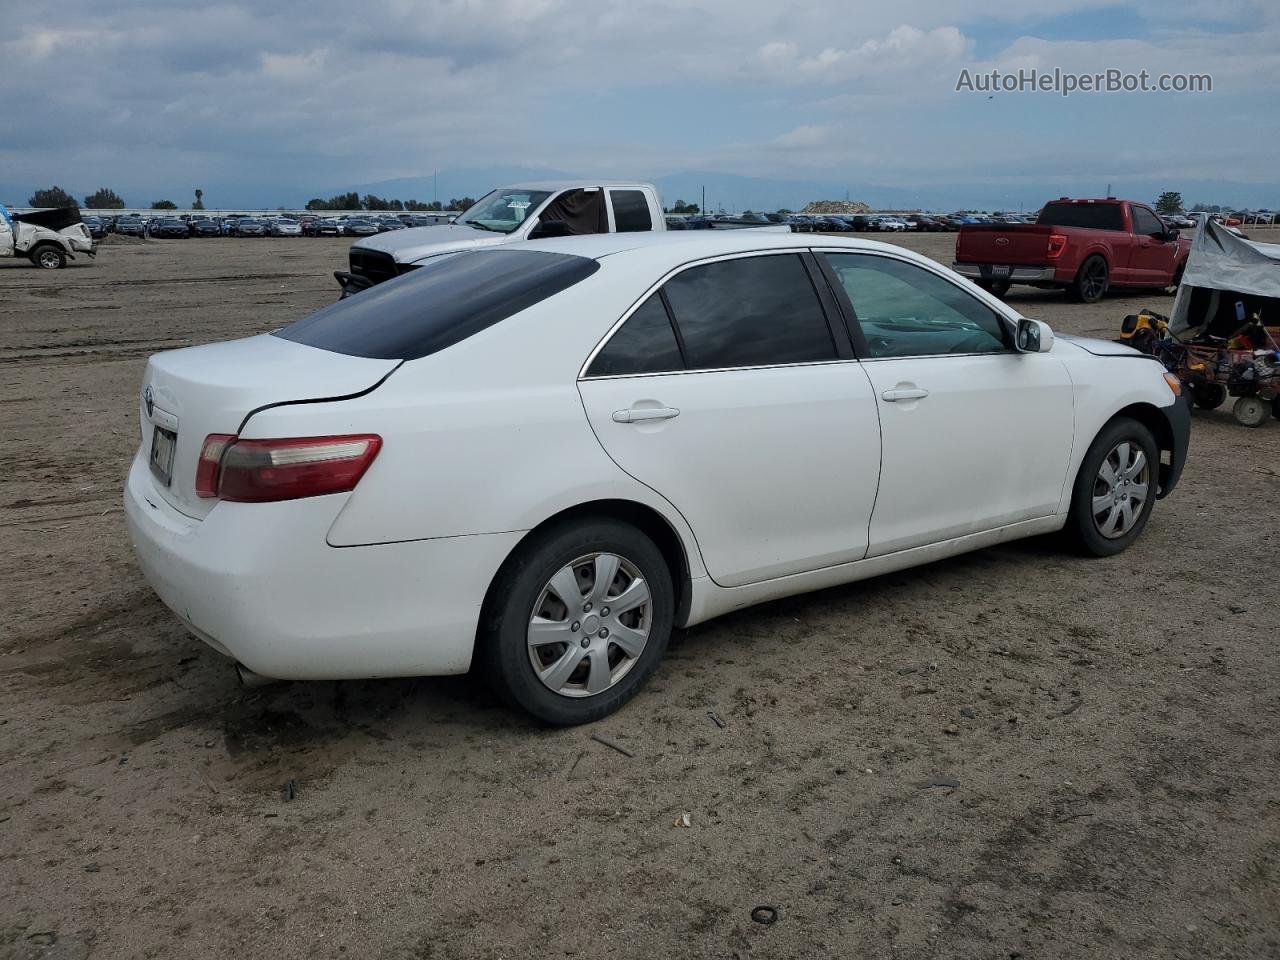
0 0 1276 202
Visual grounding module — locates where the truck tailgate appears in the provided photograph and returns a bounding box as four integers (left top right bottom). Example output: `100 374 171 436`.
955 224 1053 265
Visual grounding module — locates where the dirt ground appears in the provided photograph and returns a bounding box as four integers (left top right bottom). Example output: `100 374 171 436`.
1 231 1277 960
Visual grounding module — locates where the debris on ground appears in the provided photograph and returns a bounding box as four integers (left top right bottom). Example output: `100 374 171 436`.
590 733 634 757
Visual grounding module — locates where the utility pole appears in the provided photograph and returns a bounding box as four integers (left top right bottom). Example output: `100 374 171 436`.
433 170 438 207
701 185 705 215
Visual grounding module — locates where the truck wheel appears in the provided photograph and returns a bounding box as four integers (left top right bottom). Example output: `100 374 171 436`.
1069 255 1109 303
31 245 67 270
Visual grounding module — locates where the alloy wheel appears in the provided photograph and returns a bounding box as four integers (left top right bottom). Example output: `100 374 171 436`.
38 249 62 268
527 552 652 698
1091 441 1149 538
1081 259 1107 300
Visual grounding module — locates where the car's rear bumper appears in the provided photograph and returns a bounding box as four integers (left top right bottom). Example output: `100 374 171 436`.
123 452 522 680
952 262 1057 283
1157 395 1190 498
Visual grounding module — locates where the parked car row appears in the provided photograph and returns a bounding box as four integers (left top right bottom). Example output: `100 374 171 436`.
78 211 452 239
661 212 1048 234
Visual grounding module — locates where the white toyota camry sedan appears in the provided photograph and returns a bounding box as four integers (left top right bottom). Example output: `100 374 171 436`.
125 231 1189 724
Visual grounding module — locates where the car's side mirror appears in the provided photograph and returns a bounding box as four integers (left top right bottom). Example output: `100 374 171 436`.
1016 317 1054 353
529 218 572 239
1161 227 1179 241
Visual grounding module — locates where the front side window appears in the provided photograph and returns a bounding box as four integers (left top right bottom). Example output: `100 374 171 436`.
661 254 836 369
610 190 652 233
824 254 1008 359
586 295 683 376
1131 206 1163 236
455 189 553 234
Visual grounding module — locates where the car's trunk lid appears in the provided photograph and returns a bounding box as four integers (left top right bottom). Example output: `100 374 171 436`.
138 334 399 519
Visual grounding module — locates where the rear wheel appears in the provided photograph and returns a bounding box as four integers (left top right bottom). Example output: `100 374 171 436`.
480 519 674 725
1233 396 1268 428
1068 255 1109 303
31 245 66 270
1065 417 1158 557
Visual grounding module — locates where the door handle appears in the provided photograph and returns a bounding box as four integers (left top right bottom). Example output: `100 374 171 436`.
612 406 680 423
881 387 929 402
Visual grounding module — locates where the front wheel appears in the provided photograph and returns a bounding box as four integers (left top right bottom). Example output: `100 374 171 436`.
479 519 674 725
1065 417 1159 557
31 245 67 270
1193 383 1227 410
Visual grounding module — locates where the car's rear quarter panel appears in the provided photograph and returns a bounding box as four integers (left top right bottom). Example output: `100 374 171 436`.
240 265 707 575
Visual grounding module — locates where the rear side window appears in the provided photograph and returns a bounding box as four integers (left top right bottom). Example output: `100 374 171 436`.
662 254 836 369
1037 202 1124 231
610 190 653 233
274 250 599 360
587 295 683 376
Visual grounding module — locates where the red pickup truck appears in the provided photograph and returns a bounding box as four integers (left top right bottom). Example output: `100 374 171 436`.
952 198 1191 303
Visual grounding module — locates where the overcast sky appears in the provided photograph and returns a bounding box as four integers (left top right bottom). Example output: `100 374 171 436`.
3 0 1277 208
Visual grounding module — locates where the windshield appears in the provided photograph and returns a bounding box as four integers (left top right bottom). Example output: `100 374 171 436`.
456 189 552 234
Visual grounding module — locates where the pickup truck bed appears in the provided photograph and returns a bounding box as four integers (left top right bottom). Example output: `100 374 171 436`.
952 199 1190 303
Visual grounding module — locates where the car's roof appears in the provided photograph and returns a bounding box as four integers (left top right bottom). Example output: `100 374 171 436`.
519 230 924 264
498 180 656 192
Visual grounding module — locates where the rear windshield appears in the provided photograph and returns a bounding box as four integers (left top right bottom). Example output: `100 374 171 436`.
274 249 600 360
1037 202 1124 231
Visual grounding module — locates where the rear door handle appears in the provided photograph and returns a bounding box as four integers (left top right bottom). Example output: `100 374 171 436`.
612 406 680 423
881 388 929 402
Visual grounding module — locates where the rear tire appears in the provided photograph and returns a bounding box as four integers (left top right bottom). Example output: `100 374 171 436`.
1065 417 1159 557
1068 255 1109 303
30 245 66 270
1233 396 1268 428
479 519 674 725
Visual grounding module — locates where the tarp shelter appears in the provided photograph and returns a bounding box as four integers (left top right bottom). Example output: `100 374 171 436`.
11 206 84 232
1171 215 1280 339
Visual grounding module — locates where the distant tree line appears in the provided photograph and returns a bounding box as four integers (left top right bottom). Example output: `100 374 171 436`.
303 192 476 212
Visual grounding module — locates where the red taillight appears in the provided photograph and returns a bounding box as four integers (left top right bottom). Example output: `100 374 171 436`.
196 433 381 503
1046 233 1068 259
195 434 236 498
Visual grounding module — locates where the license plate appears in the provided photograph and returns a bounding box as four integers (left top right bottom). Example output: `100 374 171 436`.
991 265 1011 278
150 426 177 486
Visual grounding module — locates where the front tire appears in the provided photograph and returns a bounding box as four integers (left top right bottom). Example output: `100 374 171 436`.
1065 417 1159 557
1193 383 1227 410
479 519 675 725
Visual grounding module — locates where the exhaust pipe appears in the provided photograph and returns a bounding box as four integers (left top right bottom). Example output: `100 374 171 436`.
235 662 283 688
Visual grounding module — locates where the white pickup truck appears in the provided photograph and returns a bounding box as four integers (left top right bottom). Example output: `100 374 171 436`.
337 180 673 295
0 204 96 269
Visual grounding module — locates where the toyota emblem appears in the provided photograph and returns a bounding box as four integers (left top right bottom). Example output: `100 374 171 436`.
144 385 154 417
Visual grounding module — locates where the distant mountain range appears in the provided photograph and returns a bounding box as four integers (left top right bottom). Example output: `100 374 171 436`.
3 166 1276 213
